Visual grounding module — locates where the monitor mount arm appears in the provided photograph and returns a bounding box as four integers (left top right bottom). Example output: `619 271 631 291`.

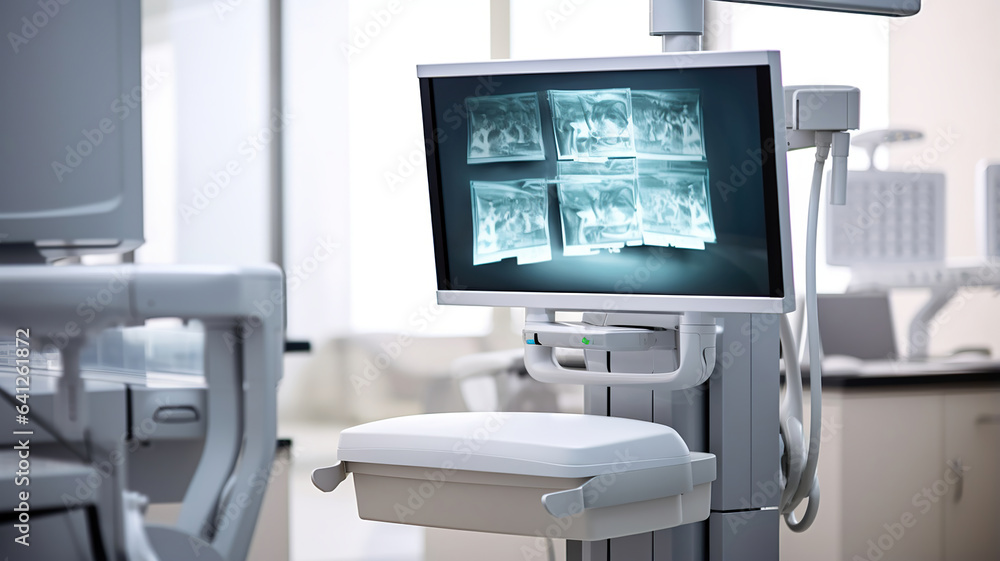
650 0 920 50
522 309 719 390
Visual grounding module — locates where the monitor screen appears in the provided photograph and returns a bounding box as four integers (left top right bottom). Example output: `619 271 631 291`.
419 51 794 314
0 0 144 257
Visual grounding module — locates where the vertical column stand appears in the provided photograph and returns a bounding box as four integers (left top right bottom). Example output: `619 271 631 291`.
568 313 780 561
567 3 780 560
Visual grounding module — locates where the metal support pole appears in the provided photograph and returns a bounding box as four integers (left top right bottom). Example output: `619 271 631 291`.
662 35 703 52
268 0 285 269
907 285 959 359
650 0 705 51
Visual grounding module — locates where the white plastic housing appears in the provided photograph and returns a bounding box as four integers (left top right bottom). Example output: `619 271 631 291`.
784 86 860 132
337 412 691 477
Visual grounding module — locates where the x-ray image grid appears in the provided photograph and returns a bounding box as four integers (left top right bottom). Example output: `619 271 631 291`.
556 171 642 257
557 158 636 178
638 162 715 250
549 89 635 160
471 180 552 266
632 90 705 160
466 93 545 164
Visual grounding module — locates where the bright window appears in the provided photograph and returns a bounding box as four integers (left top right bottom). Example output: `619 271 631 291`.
347 0 494 335
725 3 891 293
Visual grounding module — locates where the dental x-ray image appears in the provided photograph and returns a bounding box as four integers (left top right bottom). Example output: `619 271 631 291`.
557 158 637 178
632 90 705 159
466 93 545 164
471 179 552 265
638 162 715 250
548 89 635 160
557 172 642 256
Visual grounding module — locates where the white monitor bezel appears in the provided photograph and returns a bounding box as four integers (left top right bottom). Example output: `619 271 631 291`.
419 50 794 315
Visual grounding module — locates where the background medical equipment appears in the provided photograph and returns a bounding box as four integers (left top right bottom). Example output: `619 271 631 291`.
978 160 1000 260
822 132 1000 361
0 1 286 559
450 348 564 413
826 130 947 267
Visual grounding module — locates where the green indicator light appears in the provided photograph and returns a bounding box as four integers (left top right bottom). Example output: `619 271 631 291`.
582 337 590 345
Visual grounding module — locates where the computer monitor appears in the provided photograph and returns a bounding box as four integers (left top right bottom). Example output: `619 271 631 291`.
0 0 143 259
418 51 793 314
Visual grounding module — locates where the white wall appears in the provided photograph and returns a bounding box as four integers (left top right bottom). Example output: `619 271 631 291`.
887 0 1000 356
283 0 352 341
138 0 352 341
170 0 272 266
137 1 178 265
722 2 892 295
509 0 661 58
346 0 493 335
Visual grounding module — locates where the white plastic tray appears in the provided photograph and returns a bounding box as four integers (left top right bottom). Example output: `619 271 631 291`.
313 412 715 540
